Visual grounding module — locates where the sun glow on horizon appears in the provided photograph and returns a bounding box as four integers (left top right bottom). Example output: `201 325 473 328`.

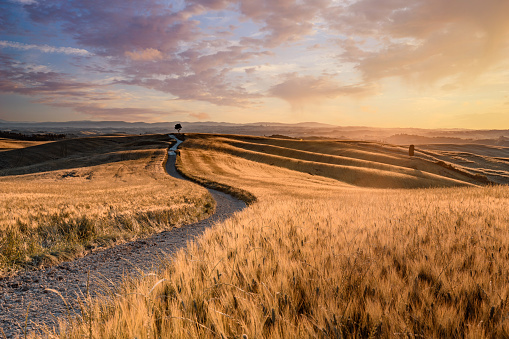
1 0 508 128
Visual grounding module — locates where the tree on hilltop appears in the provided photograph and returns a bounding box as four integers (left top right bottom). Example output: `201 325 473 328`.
175 123 182 133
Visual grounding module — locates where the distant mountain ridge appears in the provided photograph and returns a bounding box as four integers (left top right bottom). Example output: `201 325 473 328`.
1 119 509 144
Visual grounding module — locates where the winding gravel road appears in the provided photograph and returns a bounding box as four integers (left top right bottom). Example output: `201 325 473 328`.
0 137 246 338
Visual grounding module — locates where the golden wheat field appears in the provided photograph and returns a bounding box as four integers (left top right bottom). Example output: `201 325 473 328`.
0 138 47 151
35 134 509 339
0 134 213 275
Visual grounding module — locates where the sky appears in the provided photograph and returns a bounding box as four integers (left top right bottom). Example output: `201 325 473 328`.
1 0 509 128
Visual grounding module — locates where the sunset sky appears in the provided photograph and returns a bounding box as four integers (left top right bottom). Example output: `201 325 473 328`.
1 0 509 128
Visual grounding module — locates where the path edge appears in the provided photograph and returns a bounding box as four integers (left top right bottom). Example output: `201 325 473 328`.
168 134 257 205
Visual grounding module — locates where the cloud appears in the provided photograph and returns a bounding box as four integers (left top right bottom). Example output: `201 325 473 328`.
0 54 96 96
187 0 232 11
180 0 331 48
118 46 270 107
269 73 376 109
10 0 37 4
68 104 206 122
0 40 91 56
22 0 278 107
307 44 322 51
189 112 211 120
182 46 272 74
72 105 169 120
125 48 163 61
332 0 509 85
25 95 177 121
17 0 350 110
0 53 135 121
0 2 16 33
24 0 202 56
124 67 261 107
237 0 330 48
9 0 508 124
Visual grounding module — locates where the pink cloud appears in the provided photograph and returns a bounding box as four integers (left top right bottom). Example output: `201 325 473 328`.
117 46 270 107
32 98 184 121
0 54 151 121
189 112 211 120
184 46 272 74
269 73 376 109
238 0 331 48
125 68 261 107
0 54 97 96
307 44 322 51
125 48 163 61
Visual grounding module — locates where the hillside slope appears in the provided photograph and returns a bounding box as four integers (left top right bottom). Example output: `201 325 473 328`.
0 135 163 176
416 143 509 185
0 134 213 274
179 134 484 189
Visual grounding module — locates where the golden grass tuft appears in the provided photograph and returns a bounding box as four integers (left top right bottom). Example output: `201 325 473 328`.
42 134 509 338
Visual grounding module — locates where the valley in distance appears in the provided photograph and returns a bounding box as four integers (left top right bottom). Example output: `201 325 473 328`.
1 120 509 338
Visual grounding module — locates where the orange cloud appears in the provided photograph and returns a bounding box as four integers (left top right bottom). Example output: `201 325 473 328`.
334 0 509 86
189 112 210 120
269 73 376 109
125 48 163 61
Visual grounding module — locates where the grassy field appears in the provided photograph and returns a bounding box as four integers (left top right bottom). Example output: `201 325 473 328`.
0 134 214 275
29 134 509 338
415 143 509 185
181 134 491 189
0 138 47 152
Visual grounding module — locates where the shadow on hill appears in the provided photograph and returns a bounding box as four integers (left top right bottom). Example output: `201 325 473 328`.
413 143 509 185
184 134 492 189
0 134 173 177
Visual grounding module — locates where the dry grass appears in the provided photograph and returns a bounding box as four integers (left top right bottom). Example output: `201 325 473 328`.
182 134 483 189
414 143 509 185
0 138 47 151
32 134 509 338
0 134 214 275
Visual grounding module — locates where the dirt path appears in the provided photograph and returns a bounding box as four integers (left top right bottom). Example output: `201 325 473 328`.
0 140 246 338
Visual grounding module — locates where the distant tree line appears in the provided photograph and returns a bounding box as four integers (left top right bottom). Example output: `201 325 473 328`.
0 131 67 141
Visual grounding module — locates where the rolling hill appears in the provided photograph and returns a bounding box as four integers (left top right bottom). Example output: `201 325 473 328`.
177 134 492 190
